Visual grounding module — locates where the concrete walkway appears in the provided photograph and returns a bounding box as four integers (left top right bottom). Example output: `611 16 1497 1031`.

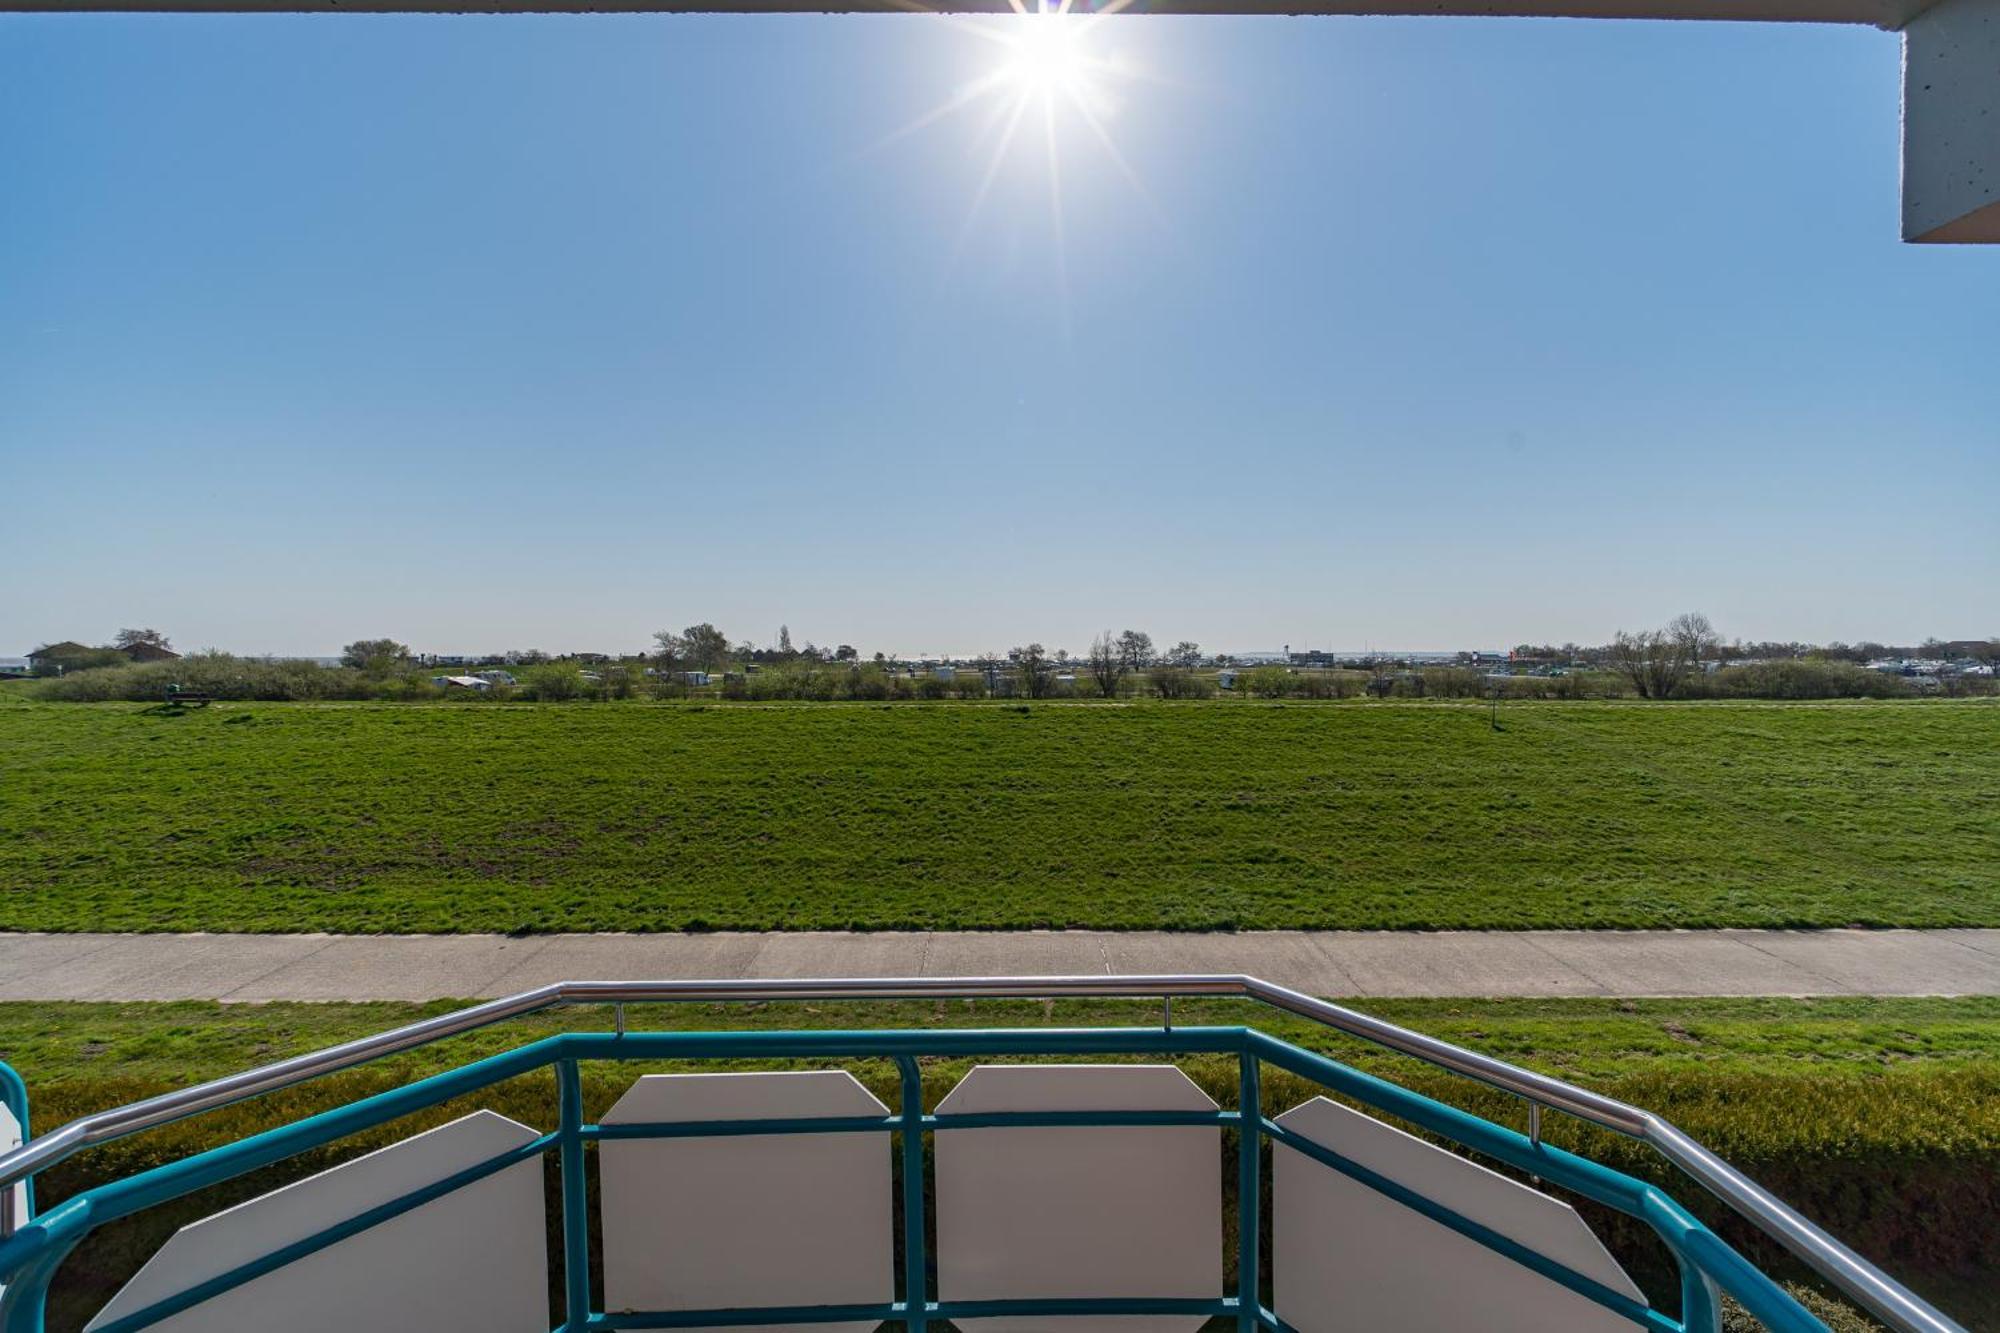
0 929 1992 1001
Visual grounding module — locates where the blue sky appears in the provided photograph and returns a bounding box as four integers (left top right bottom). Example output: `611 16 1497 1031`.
3 11 1994 658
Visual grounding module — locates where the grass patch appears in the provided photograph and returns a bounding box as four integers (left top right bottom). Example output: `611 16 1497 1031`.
2 697 1996 932
2 998 1993 1330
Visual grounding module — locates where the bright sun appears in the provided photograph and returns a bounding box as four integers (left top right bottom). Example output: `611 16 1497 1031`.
999 13 1092 100
864 1 1149 334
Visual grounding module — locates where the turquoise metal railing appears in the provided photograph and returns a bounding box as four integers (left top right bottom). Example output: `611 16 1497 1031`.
0 1017 1841 1333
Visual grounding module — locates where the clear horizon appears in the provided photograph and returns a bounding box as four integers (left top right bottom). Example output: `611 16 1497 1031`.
9 635 1990 663
4 12 1996 655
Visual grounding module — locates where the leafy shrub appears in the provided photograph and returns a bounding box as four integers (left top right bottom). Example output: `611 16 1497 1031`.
1148 667 1216 700
373 674 442 703
1419 667 1484 699
846 667 891 701
1291 671 1363 699
738 664 833 701
1722 1285 1883 1332
1243 666 1294 698
1694 660 1911 701
518 665 583 702
32 654 372 702
1504 671 1598 700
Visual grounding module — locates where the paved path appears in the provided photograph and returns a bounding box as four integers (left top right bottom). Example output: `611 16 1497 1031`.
0 929 1992 1001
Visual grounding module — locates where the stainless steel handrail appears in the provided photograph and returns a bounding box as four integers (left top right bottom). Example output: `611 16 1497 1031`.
0 974 1965 1333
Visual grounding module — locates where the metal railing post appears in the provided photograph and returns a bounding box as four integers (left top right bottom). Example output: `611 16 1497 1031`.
0 1059 47 1333
0 1244 67 1333
1680 1264 1722 1333
1236 1048 1261 1333
556 1058 592 1332
896 1056 928 1333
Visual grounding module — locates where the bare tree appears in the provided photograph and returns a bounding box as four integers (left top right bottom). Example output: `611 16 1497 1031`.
1116 629 1155 674
1167 640 1202 668
1608 630 1665 698
115 628 172 651
1012 643 1055 699
1668 612 1720 670
1610 612 1716 699
1087 632 1122 698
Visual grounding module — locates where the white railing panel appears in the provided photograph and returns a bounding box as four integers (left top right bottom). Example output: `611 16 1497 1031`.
599 1070 893 1333
0 1100 22 1297
934 1064 1223 1333
1273 1096 1646 1331
0 1102 23 1235
86 1110 548 1333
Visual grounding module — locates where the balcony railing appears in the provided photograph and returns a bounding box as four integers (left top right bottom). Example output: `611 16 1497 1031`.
0 976 1966 1333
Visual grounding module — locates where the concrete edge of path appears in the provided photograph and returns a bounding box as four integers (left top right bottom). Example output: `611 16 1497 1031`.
0 929 1992 1003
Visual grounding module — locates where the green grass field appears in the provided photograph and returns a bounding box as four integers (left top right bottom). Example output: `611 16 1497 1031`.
2 695 1995 932
8 997 1994 1331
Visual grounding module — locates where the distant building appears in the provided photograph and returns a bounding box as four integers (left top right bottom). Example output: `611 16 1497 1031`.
25 641 149 675
26 642 91 669
122 642 180 663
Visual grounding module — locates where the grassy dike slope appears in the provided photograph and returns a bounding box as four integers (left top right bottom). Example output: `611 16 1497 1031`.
3 998 1993 1330
2 696 1996 932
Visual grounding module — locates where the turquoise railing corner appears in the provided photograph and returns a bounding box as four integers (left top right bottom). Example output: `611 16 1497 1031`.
0 1022 1833 1333
0 1059 30 1227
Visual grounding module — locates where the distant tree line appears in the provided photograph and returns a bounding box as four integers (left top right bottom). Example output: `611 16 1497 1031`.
18 617 1996 703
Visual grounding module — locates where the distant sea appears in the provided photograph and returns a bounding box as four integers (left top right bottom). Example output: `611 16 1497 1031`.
1232 650 1499 663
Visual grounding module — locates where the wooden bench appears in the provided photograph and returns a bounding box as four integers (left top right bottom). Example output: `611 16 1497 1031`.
164 688 212 708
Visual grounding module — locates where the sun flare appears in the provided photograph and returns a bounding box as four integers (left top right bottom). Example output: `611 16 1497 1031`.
999 13 1093 100
858 2 1153 336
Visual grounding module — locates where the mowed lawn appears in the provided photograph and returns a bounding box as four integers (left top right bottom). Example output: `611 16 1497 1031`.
1 696 1995 932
